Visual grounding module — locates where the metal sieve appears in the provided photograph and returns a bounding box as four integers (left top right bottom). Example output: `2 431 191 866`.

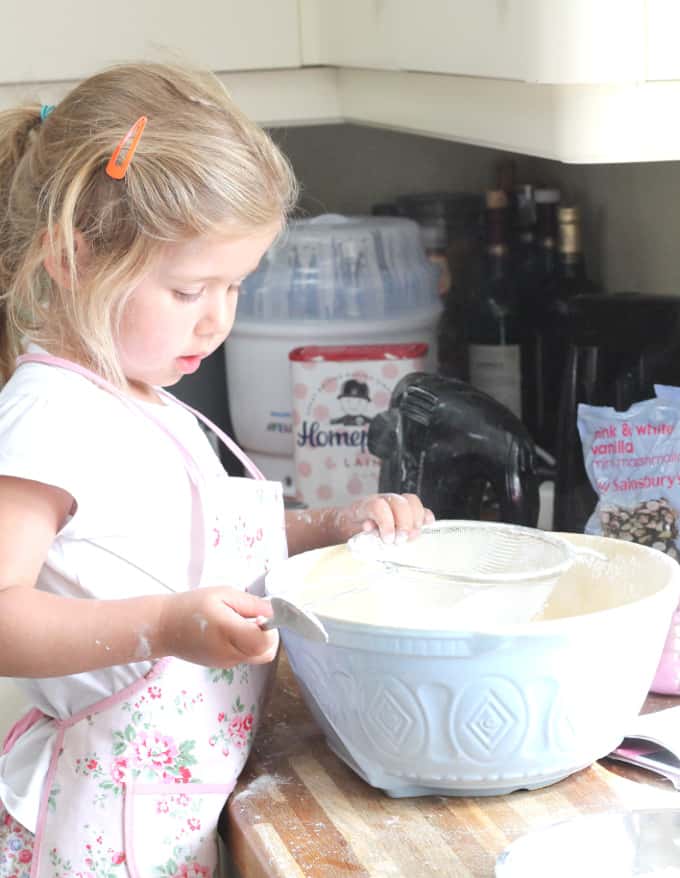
348 520 578 585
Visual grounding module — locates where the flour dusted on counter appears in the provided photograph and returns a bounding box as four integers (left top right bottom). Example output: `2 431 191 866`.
578 396 680 558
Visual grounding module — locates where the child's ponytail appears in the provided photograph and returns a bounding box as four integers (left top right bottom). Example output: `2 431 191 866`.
0 105 41 382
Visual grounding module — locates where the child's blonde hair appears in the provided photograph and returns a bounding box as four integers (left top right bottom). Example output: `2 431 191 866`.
0 63 298 384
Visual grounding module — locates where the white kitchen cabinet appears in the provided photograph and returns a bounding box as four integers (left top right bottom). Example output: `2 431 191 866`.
3 1 680 164
646 0 680 81
0 0 301 84
335 69 680 164
300 0 645 85
298 0 680 164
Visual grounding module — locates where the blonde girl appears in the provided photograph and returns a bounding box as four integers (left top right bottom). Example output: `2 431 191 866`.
0 63 431 875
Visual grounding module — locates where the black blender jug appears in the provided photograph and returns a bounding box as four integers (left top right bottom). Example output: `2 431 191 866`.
368 372 540 525
554 293 680 533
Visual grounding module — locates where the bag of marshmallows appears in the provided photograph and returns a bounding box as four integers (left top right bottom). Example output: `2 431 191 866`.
577 386 680 559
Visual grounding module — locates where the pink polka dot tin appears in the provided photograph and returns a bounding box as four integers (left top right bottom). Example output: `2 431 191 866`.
290 343 428 507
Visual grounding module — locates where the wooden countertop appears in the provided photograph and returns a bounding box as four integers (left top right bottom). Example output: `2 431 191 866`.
220 652 680 878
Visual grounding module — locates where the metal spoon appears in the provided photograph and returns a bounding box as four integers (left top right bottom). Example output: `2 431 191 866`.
258 596 329 643
83 540 329 644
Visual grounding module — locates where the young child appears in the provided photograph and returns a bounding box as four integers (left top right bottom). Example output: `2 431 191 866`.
0 63 432 875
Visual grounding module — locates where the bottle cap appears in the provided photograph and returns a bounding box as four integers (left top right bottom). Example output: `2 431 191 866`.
534 188 561 204
558 206 582 254
558 205 580 224
485 189 508 210
515 184 535 227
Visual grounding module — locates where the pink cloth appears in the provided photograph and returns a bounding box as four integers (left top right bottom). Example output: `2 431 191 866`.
0 354 286 876
1 712 44 759
0 805 34 876
650 604 680 694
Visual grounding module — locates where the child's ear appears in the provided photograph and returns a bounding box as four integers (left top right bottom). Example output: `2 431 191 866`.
42 229 89 288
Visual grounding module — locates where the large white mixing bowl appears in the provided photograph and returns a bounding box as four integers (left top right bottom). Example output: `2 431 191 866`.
265 532 680 798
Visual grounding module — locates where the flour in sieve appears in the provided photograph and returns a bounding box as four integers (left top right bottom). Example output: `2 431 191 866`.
295 546 553 628
291 537 668 629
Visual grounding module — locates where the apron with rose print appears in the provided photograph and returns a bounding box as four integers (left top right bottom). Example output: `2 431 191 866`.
0 354 287 878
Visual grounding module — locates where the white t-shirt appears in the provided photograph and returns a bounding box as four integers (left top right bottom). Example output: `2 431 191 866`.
0 349 229 831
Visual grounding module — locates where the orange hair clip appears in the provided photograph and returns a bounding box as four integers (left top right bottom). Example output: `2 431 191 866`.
105 115 147 180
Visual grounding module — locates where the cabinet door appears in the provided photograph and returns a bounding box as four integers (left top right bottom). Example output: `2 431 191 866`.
0 0 301 84
300 0 398 69
646 0 680 80
301 0 645 84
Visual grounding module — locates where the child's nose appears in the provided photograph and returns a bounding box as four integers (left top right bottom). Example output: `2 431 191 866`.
198 290 234 337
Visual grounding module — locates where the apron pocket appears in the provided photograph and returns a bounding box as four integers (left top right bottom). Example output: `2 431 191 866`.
123 781 233 877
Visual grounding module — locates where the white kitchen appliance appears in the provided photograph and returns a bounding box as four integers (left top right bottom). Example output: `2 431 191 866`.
225 214 441 486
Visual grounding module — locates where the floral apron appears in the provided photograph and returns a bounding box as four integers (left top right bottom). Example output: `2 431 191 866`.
0 355 287 878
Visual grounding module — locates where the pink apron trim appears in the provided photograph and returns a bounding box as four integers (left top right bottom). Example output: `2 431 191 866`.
123 783 140 878
27 659 173 876
122 781 235 878
1 708 44 756
4 658 172 873
54 658 171 730
30 725 64 878
17 354 201 484
15 352 265 481
7 352 281 872
156 387 266 481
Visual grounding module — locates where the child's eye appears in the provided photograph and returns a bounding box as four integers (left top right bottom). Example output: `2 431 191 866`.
173 288 203 302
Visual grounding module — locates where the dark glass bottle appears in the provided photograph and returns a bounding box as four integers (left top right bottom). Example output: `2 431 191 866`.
539 205 599 453
466 190 523 420
516 187 559 445
512 185 543 438
526 188 561 448
397 192 484 381
534 188 560 283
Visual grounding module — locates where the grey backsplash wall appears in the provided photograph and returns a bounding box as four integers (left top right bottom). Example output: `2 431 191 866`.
273 124 527 216
175 123 680 451
276 123 680 296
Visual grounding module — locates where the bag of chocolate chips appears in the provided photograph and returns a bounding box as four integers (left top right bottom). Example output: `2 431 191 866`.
578 391 680 559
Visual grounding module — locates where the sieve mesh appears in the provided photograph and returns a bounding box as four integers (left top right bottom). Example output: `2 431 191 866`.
348 520 576 585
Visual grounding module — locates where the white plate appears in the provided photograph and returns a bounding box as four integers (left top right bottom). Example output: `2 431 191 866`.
495 810 680 877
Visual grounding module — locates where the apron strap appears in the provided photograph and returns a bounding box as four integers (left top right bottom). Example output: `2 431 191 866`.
1 707 45 755
15 353 264 480
155 387 265 480
14 351 267 592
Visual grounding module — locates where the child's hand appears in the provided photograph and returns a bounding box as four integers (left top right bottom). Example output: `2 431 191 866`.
159 586 278 669
330 493 435 545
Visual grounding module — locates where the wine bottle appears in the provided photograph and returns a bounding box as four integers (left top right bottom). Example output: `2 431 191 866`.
534 188 561 284
513 185 542 440
539 205 599 452
467 190 523 419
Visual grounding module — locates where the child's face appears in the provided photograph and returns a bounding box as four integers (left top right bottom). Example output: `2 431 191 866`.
117 222 279 394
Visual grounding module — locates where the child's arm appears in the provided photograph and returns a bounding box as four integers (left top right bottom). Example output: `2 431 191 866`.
0 476 277 678
285 493 434 557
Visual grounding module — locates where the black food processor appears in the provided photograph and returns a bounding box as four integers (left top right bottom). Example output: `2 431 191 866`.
368 372 540 526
